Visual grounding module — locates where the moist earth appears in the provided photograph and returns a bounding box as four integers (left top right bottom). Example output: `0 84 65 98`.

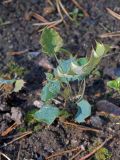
0 0 120 160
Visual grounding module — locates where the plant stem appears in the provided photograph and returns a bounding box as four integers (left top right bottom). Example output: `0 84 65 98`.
54 53 59 64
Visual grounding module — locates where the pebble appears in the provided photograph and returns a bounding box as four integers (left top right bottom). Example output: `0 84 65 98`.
96 100 120 116
33 100 43 108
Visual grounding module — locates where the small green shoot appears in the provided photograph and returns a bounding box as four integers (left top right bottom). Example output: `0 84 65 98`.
95 147 112 160
70 8 84 21
90 140 112 160
7 61 26 77
107 77 120 93
33 28 110 125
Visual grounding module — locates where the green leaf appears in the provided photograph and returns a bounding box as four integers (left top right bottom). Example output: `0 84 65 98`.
41 80 60 101
75 99 91 123
54 58 84 82
107 77 120 92
34 105 60 125
93 42 110 58
40 28 63 55
83 42 111 75
14 79 25 92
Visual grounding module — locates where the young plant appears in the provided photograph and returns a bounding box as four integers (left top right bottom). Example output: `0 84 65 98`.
33 27 110 125
107 77 120 93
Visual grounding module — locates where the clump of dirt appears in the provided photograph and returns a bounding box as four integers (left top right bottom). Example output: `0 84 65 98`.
0 0 120 160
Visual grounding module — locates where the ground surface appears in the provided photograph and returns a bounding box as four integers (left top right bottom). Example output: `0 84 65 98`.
0 0 120 160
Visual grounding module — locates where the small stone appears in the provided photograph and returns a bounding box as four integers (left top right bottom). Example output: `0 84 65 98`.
96 100 120 116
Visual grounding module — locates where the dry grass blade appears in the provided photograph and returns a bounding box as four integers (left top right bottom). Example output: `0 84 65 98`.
26 11 58 29
71 0 89 17
0 152 11 160
29 12 48 22
1 122 19 137
107 8 120 20
48 19 62 28
46 146 81 160
46 0 54 7
33 19 62 26
79 136 113 160
59 0 73 20
99 31 120 38
56 0 64 21
2 131 32 147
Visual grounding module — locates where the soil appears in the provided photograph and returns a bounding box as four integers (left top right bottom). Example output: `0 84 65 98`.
0 0 120 160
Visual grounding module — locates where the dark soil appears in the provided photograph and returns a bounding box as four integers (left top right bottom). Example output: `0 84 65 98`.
0 0 120 160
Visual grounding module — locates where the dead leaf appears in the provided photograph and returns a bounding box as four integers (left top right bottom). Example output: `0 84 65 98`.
14 80 25 92
11 107 22 124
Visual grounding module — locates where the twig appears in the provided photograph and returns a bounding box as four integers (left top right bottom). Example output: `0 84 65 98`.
107 8 120 20
63 121 100 133
71 0 89 17
7 131 32 145
70 150 84 160
79 136 113 160
46 146 81 160
7 49 28 56
0 152 11 160
16 141 22 160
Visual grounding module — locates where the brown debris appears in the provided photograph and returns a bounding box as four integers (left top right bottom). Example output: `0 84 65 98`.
3 0 12 5
43 6 55 16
